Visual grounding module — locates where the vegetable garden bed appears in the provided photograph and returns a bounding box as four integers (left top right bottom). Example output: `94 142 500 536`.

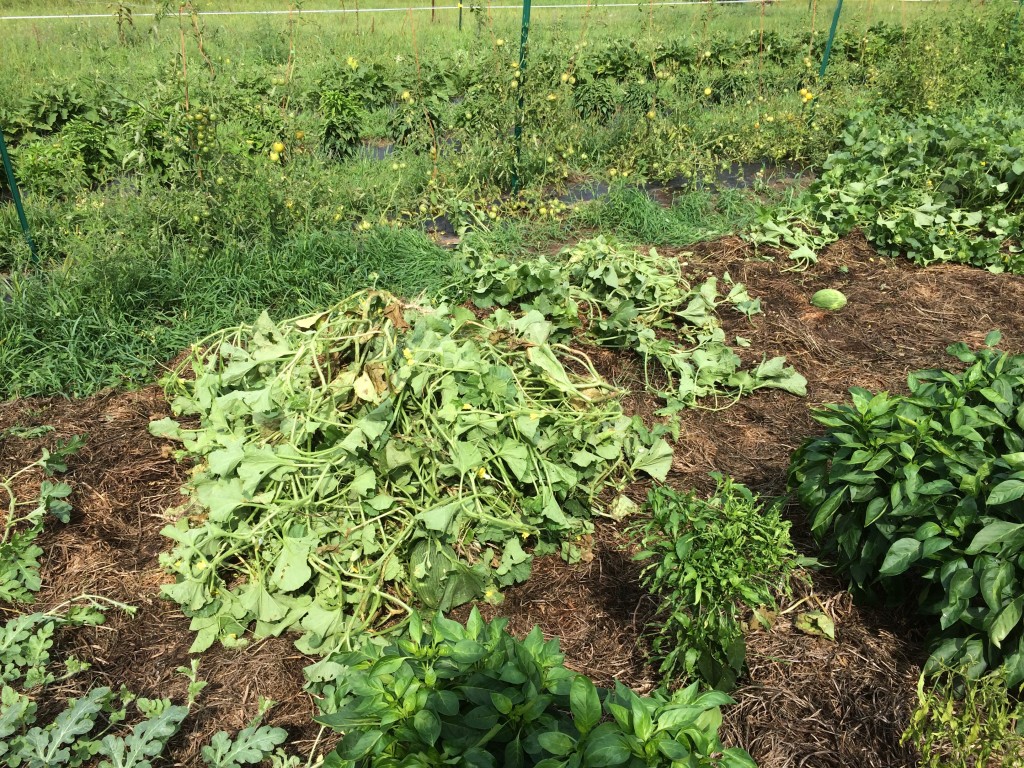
2 233 1023 768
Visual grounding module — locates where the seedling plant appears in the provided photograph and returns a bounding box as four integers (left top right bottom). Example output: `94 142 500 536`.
0 435 85 605
0 598 295 768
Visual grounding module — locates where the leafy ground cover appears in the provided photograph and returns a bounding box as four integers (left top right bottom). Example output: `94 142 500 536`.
2 233 1023 768
754 109 1024 273
465 236 806 415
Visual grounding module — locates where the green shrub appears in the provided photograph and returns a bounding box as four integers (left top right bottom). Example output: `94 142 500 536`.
319 88 364 159
627 476 798 690
789 333 1024 686
310 608 756 768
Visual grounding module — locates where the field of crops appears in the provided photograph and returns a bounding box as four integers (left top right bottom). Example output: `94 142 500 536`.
3 0 1024 766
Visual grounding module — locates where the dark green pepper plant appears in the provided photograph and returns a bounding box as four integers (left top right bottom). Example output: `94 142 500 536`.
309 608 756 768
789 332 1024 687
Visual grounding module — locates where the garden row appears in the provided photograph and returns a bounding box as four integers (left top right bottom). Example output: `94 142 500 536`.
1 5 1021 268
4 234 1024 765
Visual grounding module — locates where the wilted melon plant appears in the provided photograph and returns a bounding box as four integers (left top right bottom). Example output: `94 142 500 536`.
466 236 806 417
152 291 672 655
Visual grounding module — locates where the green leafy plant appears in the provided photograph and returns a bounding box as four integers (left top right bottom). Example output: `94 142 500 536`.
0 603 291 768
465 236 806 417
754 109 1024 273
627 476 798 690
6 84 97 141
201 698 291 768
152 290 671 655
319 88 364 160
788 332 1024 686
902 665 1024 767
310 608 756 768
0 597 154 767
1 435 85 605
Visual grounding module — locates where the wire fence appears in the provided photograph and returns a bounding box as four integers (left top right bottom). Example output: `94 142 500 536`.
0 0 950 22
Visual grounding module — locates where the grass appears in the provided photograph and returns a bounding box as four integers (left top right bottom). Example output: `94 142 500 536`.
0 183 774 399
0 226 462 397
569 185 763 245
0 0 949 106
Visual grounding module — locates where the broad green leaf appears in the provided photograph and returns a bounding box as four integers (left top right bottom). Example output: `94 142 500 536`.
990 596 1023 649
413 710 441 746
526 346 575 392
980 560 1015 612
416 500 463 533
149 417 183 441
988 479 1024 506
966 521 1024 555
238 581 287 623
878 538 922 577
237 446 289 494
631 439 673 482
451 441 485 475
206 439 246 478
582 731 632 767
537 731 576 757
570 676 602 735
270 530 315 592
811 488 846 534
497 537 530 577
194 478 249 522
864 497 888 527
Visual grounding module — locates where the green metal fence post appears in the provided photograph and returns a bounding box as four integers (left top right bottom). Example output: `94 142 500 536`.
458 1 463 30
0 127 37 264
512 0 532 193
818 0 844 80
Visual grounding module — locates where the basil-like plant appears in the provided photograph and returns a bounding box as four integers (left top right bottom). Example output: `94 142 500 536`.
789 333 1024 686
310 608 756 768
628 476 798 690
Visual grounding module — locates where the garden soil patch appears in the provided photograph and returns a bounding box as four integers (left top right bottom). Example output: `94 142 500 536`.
2 233 1023 767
